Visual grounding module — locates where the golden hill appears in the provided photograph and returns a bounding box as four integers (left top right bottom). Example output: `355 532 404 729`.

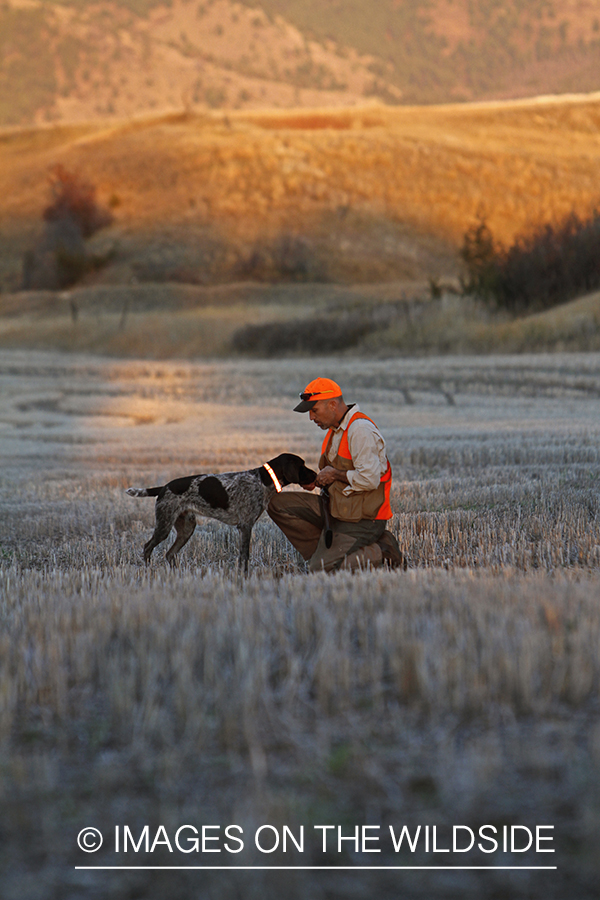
1 92 600 291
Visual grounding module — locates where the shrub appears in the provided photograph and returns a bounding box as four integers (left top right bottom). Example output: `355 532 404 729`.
232 313 372 356
43 164 113 238
494 211 600 313
22 166 114 290
459 214 497 299
461 210 600 314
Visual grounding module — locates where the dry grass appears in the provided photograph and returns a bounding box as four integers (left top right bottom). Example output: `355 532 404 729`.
0 281 394 358
2 94 600 290
4 283 600 359
364 289 600 357
1 349 600 898
0 290 311 358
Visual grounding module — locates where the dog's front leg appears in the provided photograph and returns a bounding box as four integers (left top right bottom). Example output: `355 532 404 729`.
237 524 253 575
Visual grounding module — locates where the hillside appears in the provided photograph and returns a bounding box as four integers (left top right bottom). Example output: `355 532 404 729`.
1 93 600 293
1 0 600 127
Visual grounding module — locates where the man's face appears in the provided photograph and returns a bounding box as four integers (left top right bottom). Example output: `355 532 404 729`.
309 399 339 429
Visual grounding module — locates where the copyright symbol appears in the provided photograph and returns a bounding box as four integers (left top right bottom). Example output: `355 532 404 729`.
77 827 103 852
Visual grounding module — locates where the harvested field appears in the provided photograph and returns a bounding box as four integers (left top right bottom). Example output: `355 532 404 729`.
1 349 600 898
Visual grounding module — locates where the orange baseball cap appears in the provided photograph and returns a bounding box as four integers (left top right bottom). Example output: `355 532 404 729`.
294 377 343 412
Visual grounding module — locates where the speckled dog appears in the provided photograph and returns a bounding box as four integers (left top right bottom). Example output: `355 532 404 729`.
126 453 317 572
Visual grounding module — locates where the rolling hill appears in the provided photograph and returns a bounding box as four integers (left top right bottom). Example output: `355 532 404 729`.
1 92 600 294
1 0 599 127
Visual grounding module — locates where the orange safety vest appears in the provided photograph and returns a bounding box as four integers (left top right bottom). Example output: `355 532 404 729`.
319 410 392 522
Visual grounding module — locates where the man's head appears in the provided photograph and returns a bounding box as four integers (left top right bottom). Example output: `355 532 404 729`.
294 377 348 430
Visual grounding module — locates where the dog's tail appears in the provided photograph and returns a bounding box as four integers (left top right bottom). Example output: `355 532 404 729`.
125 486 163 498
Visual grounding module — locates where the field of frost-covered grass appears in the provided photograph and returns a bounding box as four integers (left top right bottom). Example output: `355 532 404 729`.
1 349 600 899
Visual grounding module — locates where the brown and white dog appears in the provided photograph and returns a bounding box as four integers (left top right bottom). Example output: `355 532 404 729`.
126 453 317 572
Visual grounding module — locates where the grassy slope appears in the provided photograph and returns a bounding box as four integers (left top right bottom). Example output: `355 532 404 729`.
0 282 320 357
1 94 600 256
367 289 600 357
244 0 600 101
1 94 600 355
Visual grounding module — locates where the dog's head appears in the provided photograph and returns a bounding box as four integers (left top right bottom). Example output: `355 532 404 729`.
266 453 317 488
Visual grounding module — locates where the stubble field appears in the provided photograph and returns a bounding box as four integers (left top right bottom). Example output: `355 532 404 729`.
1 348 600 899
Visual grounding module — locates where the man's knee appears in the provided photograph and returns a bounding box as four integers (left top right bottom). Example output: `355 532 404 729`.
268 491 320 521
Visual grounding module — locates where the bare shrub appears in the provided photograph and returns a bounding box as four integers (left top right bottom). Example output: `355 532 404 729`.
459 213 497 299
230 298 416 357
494 211 600 313
231 312 372 356
22 165 114 290
461 210 600 314
43 164 113 238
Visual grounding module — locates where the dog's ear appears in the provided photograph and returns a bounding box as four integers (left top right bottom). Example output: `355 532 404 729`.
269 453 301 486
299 464 317 485
269 455 317 486
286 456 317 486
275 454 296 486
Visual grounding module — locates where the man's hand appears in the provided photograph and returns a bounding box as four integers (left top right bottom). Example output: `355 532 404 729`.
315 466 349 487
301 481 316 491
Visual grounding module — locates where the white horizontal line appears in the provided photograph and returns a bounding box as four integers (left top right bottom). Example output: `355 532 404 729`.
75 866 558 871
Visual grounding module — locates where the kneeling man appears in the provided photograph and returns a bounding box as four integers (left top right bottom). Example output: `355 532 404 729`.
268 377 404 572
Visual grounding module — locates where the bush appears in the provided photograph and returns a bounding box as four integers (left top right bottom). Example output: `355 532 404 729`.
494 212 600 313
232 313 372 356
23 166 113 290
460 210 600 314
459 214 497 299
43 164 113 239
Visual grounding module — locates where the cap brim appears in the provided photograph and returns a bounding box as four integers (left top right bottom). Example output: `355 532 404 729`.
293 399 317 413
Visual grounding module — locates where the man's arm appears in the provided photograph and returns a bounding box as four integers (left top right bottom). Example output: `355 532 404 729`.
344 420 386 491
315 420 386 490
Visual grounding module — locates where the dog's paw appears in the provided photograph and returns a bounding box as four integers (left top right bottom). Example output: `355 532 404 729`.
126 487 146 497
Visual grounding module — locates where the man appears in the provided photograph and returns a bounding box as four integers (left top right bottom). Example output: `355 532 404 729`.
268 377 405 572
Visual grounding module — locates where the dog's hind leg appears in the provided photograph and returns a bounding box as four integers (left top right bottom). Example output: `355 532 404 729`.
166 511 197 567
237 524 253 575
143 506 174 564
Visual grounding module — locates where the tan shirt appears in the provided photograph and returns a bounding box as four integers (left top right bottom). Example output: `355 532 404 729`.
325 404 388 495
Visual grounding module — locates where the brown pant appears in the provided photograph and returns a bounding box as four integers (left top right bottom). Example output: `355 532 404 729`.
267 491 386 573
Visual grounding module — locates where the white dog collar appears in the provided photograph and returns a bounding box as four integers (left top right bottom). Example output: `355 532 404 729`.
263 462 282 492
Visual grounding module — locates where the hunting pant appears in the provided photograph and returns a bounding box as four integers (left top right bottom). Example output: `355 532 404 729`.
267 491 386 573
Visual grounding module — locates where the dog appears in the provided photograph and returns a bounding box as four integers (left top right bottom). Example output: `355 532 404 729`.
126 453 317 572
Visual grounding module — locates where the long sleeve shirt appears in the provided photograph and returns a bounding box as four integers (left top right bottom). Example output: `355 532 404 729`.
324 404 388 495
